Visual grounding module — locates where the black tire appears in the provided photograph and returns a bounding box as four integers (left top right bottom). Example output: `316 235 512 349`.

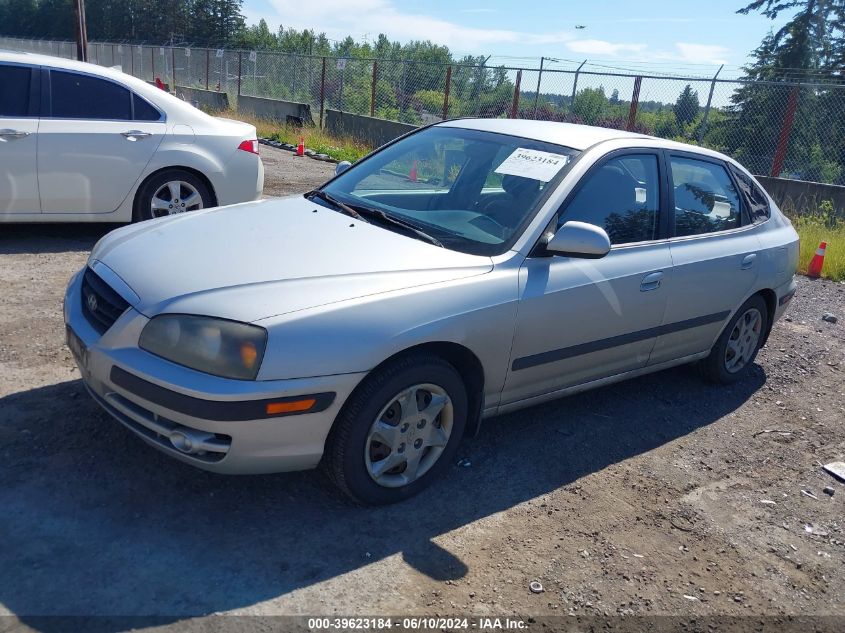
700 295 768 384
133 169 214 222
321 353 468 505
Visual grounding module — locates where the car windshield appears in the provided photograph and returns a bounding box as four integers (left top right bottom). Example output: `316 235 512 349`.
319 126 580 255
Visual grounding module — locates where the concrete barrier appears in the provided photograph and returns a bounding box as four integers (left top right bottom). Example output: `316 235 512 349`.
174 85 229 112
756 175 845 219
238 95 313 126
325 109 418 148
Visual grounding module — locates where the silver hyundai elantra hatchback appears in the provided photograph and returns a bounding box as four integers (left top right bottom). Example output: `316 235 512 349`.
65 119 799 504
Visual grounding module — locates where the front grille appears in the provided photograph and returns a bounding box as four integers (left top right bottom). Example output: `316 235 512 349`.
81 268 130 334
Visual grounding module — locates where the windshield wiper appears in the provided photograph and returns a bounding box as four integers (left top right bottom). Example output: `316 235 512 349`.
347 204 445 248
306 189 444 248
305 189 363 220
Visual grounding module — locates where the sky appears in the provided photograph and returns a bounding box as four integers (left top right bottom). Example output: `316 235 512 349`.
241 0 790 77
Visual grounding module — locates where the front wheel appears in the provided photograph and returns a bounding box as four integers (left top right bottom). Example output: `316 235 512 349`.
321 354 468 505
700 295 768 384
133 169 214 222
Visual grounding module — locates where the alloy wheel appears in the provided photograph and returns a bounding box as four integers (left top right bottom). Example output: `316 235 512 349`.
150 181 203 217
364 383 453 488
724 307 763 373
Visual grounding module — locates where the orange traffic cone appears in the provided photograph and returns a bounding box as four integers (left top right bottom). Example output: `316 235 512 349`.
409 159 418 182
807 241 827 278
296 137 305 156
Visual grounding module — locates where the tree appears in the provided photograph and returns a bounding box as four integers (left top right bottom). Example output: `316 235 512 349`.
572 87 607 125
674 84 700 127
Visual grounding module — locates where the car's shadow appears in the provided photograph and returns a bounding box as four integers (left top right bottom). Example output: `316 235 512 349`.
0 363 765 629
0 224 121 255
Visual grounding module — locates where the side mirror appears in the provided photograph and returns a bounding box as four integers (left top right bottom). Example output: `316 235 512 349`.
335 160 352 176
545 221 611 259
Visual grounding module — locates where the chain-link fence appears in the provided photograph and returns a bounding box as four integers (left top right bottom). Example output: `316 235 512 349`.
4 36 845 185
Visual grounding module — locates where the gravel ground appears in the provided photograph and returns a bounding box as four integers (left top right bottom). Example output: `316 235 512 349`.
1 146 843 629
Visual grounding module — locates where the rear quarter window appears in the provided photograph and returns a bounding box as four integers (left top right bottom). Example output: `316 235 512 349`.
133 94 162 121
730 166 771 223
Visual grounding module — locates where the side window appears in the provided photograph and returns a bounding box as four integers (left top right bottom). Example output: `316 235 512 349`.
559 154 660 245
671 156 741 237
50 70 131 120
730 166 771 223
133 93 161 121
0 64 31 117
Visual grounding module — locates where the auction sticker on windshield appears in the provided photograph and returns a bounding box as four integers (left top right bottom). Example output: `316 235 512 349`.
494 148 571 181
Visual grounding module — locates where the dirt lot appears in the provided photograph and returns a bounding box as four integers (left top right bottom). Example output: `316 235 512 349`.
1 146 844 629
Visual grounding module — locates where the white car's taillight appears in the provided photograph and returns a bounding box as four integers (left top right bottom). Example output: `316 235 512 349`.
238 139 259 155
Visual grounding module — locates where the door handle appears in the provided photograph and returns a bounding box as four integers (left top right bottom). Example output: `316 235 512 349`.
121 130 152 141
741 253 757 270
640 271 664 292
0 129 31 139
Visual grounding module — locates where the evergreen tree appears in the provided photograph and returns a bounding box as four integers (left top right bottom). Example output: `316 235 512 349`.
674 84 700 127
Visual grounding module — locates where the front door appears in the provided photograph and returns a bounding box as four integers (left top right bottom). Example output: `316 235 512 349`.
38 68 164 215
0 63 39 214
502 152 672 405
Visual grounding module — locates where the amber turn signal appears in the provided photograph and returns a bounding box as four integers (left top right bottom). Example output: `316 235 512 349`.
266 399 317 415
240 341 258 368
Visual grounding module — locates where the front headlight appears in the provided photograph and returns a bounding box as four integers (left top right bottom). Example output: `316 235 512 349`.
139 315 267 380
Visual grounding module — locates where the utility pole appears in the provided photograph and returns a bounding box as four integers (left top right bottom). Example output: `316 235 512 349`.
73 0 88 62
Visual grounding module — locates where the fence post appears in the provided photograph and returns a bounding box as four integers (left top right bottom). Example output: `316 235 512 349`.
370 60 378 117
510 69 522 118
626 76 643 131
569 59 587 112
172 47 176 88
697 64 723 143
237 51 243 97
442 65 452 120
111 43 115 65
206 49 210 90
130 46 134 76
319 56 327 128
151 47 155 80
532 56 545 117
771 85 800 178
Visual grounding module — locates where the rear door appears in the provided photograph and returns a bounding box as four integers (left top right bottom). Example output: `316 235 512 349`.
649 151 761 364
0 62 40 214
38 68 165 215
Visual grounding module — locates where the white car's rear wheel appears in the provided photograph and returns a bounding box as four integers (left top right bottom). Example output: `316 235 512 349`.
134 169 213 222
322 353 468 505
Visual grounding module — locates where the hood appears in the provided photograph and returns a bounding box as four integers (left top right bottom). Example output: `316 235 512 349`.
90 196 493 322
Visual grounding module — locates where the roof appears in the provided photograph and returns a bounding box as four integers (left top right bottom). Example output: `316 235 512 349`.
439 118 651 151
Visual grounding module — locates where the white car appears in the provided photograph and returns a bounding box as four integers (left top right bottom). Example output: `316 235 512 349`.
0 51 263 222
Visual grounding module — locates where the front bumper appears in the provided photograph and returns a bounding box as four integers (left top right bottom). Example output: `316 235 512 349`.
64 269 365 474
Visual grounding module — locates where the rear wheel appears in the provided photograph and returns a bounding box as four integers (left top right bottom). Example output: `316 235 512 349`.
700 295 768 384
322 353 468 505
133 169 213 222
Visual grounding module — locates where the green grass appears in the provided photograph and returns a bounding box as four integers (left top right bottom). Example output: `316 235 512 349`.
269 126 371 164
785 202 845 281
214 108 372 163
